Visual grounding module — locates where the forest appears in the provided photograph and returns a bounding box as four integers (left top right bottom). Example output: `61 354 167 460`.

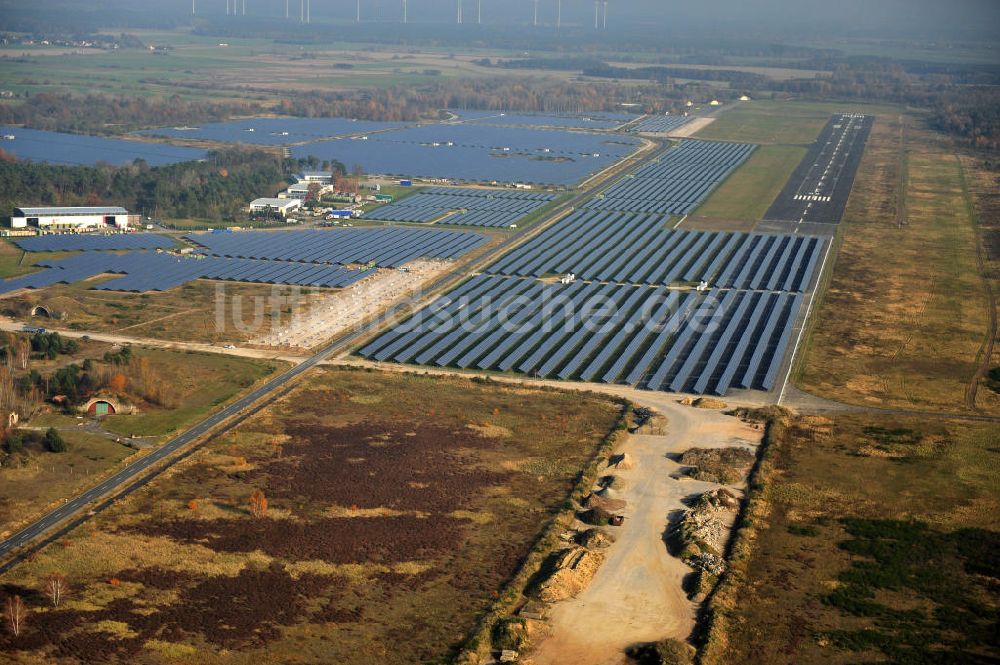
0 149 344 221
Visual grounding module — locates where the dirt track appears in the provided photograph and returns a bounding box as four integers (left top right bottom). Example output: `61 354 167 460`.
527 395 761 665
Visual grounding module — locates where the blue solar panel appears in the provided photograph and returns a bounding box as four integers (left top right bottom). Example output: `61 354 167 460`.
186 228 487 268
357 274 808 397
15 234 178 253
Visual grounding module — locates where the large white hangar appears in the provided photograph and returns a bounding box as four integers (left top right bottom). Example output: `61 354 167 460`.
11 206 132 231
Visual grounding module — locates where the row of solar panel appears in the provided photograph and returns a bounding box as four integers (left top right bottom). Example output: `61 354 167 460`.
0 252 373 295
485 210 823 292
629 116 693 133
15 234 177 253
358 275 802 396
365 193 549 218
585 140 755 215
362 190 554 227
420 187 557 201
187 227 488 266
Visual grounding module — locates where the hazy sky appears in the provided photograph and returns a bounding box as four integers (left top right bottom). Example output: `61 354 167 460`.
4 0 1000 40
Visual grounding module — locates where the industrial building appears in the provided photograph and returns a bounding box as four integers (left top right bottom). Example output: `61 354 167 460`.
249 198 301 218
297 171 333 184
279 182 334 201
10 206 132 231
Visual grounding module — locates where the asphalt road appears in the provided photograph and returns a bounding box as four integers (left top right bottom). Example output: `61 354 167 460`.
0 136 671 574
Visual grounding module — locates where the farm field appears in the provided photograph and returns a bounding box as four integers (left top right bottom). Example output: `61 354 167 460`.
703 412 1000 665
0 368 624 664
795 114 1000 413
695 145 807 222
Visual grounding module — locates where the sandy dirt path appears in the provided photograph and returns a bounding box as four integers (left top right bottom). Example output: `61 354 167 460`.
526 397 761 665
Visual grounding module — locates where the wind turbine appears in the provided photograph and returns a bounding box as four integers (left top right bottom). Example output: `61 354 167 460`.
457 0 463 24
533 0 539 26
356 0 361 23
478 0 482 24
557 0 562 29
603 1 608 29
594 0 599 28
403 0 408 23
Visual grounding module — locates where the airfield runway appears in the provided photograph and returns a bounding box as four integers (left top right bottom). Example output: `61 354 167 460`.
762 113 874 228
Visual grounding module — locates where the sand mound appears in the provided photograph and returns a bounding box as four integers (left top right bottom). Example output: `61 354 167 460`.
582 492 627 513
576 528 616 549
679 396 729 409
679 447 756 485
597 474 626 491
537 546 606 602
608 452 633 470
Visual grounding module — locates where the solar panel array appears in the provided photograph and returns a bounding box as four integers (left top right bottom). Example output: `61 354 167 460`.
485 209 823 292
186 227 488 266
455 110 637 130
363 187 557 227
585 140 755 215
358 275 804 396
0 125 206 168
15 234 178 253
629 116 693 134
292 124 642 187
0 252 372 294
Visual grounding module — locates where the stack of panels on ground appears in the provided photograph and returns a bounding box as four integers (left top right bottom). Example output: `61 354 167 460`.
585 140 755 215
0 252 373 295
358 275 803 396
363 188 556 227
629 116 693 134
14 234 178 253
485 209 823 292
186 228 488 267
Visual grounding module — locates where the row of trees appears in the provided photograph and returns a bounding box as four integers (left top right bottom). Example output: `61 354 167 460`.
0 93 266 136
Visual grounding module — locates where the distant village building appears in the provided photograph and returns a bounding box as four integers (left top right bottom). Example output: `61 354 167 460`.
11 206 131 232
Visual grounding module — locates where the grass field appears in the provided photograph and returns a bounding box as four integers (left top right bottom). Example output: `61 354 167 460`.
795 113 1000 413
0 345 278 537
100 348 280 438
0 368 623 664
696 100 901 145
706 412 1000 664
695 145 807 221
0 431 136 538
0 241 79 280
